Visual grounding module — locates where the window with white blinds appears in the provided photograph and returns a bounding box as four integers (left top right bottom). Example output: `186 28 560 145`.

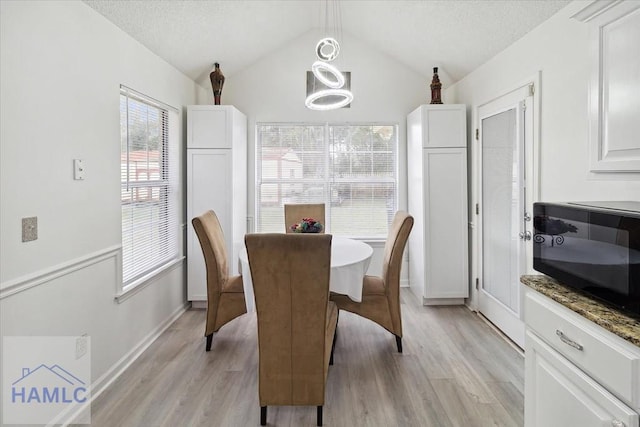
256 123 397 238
120 87 179 289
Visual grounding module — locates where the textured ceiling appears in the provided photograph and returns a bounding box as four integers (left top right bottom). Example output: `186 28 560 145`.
84 0 570 86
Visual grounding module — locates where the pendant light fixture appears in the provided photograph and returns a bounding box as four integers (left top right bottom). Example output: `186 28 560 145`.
305 0 353 110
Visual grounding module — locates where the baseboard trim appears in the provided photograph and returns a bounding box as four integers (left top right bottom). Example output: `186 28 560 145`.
61 301 189 426
0 245 121 300
423 297 465 306
191 300 207 309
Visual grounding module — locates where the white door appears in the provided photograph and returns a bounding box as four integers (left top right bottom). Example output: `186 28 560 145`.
476 84 534 348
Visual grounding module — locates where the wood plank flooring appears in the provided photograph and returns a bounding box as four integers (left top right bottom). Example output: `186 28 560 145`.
82 290 524 426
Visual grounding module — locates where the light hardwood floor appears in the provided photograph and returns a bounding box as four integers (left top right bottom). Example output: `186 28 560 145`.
83 290 524 426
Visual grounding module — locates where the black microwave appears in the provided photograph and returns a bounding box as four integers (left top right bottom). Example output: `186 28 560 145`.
533 201 640 316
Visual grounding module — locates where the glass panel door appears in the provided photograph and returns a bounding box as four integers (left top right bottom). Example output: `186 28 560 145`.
482 108 523 312
476 83 533 349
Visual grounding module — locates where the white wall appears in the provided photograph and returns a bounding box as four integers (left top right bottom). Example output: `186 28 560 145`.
448 1 640 202
446 0 640 308
0 0 200 413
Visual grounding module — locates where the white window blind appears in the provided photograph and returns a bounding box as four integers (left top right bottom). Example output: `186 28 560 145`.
120 87 179 288
256 123 397 238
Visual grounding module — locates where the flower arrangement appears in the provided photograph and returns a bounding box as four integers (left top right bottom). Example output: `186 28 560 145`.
290 218 324 233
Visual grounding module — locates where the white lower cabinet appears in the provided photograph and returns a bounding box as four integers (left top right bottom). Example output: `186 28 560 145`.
526 331 638 427
525 291 640 427
187 149 234 301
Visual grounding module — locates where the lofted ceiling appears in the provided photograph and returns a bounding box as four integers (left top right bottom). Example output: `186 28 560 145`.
84 0 570 87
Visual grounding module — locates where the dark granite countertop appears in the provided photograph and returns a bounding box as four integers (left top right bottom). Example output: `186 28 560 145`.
521 275 640 347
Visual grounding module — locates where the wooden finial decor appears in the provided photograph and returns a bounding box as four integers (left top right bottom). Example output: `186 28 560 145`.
430 67 442 104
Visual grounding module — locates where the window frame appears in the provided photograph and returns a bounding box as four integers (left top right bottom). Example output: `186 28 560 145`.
117 86 182 301
255 122 399 239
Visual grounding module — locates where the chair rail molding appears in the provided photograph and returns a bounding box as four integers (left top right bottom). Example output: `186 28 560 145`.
577 0 640 172
0 245 122 299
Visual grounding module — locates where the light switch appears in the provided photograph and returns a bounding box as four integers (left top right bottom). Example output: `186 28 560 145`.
74 159 85 180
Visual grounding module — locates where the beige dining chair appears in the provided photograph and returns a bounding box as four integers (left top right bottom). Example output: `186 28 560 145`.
330 211 414 353
284 203 326 233
192 210 247 352
245 233 337 426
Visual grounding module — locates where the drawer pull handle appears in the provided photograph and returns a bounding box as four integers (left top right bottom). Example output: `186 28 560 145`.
556 330 583 351
612 420 625 427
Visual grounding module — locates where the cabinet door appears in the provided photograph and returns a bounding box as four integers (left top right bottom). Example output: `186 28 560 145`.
423 147 468 299
187 106 230 149
187 149 232 301
586 2 640 172
423 105 466 148
525 331 639 427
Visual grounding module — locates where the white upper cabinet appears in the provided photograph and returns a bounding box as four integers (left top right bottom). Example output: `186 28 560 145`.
187 105 238 149
573 0 640 172
420 105 467 148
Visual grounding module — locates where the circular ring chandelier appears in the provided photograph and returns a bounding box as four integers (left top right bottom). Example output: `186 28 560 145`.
315 37 340 62
311 60 345 88
305 89 354 111
305 0 353 110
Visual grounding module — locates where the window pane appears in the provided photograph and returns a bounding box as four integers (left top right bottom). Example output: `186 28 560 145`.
121 187 171 281
329 183 395 236
122 97 166 185
120 90 177 286
259 125 325 181
330 125 396 179
258 182 327 232
256 123 397 238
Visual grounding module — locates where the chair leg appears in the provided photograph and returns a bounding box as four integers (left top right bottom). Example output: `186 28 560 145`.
260 406 267 426
317 405 323 426
395 335 402 353
205 334 213 352
329 329 337 365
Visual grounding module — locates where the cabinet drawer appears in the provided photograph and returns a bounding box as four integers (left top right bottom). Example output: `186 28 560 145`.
526 331 639 427
525 292 640 409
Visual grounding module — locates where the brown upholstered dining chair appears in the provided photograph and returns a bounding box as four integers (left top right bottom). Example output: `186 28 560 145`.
245 233 337 426
331 211 414 353
284 203 326 233
192 210 246 351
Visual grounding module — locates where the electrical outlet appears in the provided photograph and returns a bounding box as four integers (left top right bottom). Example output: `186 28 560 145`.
76 334 88 359
22 217 37 242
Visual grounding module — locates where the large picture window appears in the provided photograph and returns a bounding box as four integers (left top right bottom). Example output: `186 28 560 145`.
256 123 397 238
120 87 179 289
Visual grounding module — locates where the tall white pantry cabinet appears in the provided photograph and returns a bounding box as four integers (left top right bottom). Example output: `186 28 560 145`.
407 104 469 305
186 105 247 304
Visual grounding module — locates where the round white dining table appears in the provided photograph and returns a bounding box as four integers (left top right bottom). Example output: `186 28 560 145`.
238 236 373 313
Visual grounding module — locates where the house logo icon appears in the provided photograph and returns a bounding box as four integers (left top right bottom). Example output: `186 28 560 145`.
3 336 92 424
11 364 88 404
